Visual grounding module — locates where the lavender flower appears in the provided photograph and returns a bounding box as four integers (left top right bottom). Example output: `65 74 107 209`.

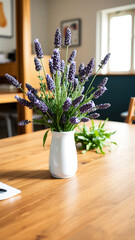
86 58 95 76
34 57 42 71
18 120 32 126
93 87 107 99
46 74 55 91
68 62 76 82
99 53 111 68
81 117 90 122
5 73 21 88
81 86 85 93
88 107 97 113
47 119 53 124
15 95 33 109
79 101 95 113
72 78 78 91
61 60 65 73
27 91 37 104
63 97 72 112
49 59 55 75
68 50 77 63
54 28 61 48
34 99 48 113
97 77 108 89
61 113 66 124
89 113 100 119
78 62 85 77
69 117 80 124
72 95 84 108
34 39 43 59
64 28 71 46
53 49 60 71
25 83 37 95
98 103 111 109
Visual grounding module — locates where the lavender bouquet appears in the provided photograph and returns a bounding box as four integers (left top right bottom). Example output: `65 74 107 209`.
5 28 111 146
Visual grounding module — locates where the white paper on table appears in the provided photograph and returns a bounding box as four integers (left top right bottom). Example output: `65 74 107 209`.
0 182 21 200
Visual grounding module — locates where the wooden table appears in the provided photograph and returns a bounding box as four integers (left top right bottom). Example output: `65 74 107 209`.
0 121 135 240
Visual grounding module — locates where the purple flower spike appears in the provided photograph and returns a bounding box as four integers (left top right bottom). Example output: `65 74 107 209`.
34 39 43 59
53 49 61 71
61 60 65 73
27 91 37 104
97 77 108 89
25 83 37 95
89 113 100 119
46 74 55 91
47 119 53 124
98 103 111 109
81 86 85 93
68 62 76 82
15 95 33 109
63 97 72 112
49 59 55 75
79 62 85 77
86 58 95 76
72 95 84 108
69 116 80 124
72 78 78 91
79 101 95 113
68 50 77 63
54 28 61 48
34 57 42 71
5 73 21 88
94 87 107 99
61 113 66 124
18 120 32 126
34 99 48 113
65 28 71 46
99 53 111 68
81 117 90 122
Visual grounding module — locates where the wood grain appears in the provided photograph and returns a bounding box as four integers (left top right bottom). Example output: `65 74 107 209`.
126 97 135 124
0 62 17 77
0 120 135 240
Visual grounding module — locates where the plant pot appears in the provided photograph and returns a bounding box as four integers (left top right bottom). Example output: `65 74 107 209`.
49 130 78 178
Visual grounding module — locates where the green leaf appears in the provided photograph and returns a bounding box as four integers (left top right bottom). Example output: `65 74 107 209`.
86 142 92 150
43 130 49 148
82 150 87 154
110 141 117 145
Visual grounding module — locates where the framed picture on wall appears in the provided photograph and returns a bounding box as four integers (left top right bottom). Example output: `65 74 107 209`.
61 18 81 47
0 0 13 38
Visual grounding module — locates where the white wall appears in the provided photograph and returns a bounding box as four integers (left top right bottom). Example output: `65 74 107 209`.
46 0 135 69
0 0 16 54
0 0 48 55
31 0 49 54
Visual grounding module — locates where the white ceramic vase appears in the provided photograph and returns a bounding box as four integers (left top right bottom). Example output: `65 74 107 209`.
49 130 78 178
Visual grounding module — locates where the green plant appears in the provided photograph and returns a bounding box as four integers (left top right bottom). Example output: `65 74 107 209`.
5 28 111 147
75 119 117 154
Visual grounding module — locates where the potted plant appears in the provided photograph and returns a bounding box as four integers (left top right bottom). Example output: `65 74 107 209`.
5 28 111 178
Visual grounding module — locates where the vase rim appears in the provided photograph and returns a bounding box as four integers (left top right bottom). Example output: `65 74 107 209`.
51 130 75 135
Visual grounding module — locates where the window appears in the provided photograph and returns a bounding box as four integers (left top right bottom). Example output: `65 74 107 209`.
96 5 135 74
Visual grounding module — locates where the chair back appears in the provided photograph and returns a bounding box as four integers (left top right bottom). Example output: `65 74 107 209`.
126 97 135 124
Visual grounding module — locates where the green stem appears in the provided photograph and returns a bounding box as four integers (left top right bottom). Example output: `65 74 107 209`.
85 67 101 96
19 87 27 95
40 58 46 79
39 71 46 98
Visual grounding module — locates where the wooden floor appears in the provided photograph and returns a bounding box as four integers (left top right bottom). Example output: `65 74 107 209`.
0 121 135 240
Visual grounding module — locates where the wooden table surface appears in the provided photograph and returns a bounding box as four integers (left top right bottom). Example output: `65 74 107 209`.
0 121 135 240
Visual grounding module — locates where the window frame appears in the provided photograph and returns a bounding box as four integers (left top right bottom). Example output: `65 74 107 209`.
96 4 135 75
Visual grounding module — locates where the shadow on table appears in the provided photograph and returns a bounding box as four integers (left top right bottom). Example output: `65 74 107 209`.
0 169 55 180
